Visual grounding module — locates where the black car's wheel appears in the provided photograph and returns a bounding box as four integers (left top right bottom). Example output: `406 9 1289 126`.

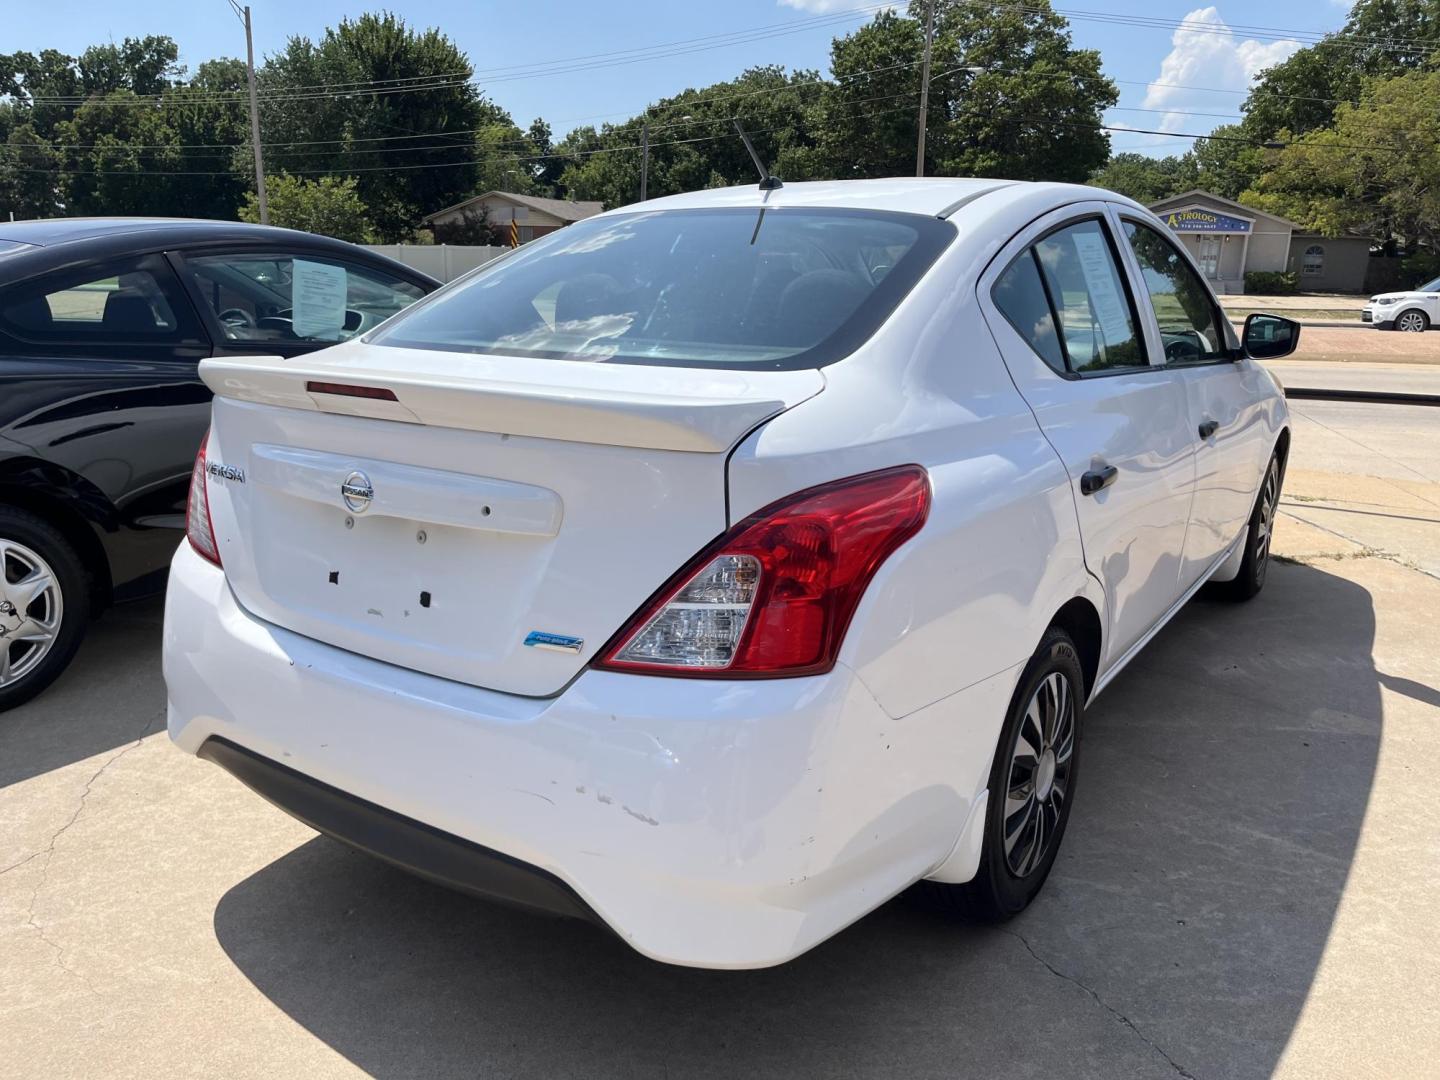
919 627 1085 921
1219 452 1282 603
0 507 90 713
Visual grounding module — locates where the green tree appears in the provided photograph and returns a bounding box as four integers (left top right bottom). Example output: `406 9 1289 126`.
1242 0 1440 140
0 124 61 218
258 12 522 240
1188 125 1272 201
557 65 823 208
1242 69 1440 251
815 1 1117 182
239 172 374 242
1089 152 1197 202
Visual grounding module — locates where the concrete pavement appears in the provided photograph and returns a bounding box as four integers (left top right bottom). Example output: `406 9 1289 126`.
2 405 1438 1080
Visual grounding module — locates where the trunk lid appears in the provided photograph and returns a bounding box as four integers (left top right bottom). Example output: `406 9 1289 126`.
199 344 823 696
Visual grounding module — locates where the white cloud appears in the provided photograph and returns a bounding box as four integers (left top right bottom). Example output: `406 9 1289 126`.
1142 7 1302 133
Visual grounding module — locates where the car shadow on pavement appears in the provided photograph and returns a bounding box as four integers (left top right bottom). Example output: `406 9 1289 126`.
0 595 166 789
212 561 1386 1080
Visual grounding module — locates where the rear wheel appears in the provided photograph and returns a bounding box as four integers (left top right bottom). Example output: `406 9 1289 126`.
919 627 1085 921
1219 452 1281 602
0 507 90 713
1396 310 1429 333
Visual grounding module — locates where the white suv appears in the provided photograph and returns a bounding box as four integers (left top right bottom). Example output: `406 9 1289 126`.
1363 276 1440 331
164 179 1297 969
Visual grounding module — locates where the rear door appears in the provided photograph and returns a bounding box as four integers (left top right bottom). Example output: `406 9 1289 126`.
1115 215 1271 584
0 253 211 583
978 204 1196 665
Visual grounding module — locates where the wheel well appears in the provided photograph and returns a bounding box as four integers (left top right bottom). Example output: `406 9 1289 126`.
0 484 113 610
1051 597 1102 699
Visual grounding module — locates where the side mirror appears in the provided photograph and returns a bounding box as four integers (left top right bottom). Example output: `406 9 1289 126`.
1241 313 1300 361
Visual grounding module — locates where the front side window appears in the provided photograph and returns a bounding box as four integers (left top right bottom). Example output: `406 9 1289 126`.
1123 221 1228 365
0 256 189 340
186 252 426 345
371 208 955 370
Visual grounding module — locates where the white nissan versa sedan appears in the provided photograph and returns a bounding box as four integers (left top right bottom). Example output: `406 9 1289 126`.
164 178 1298 969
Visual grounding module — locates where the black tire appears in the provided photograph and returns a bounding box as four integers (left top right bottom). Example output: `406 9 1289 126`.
0 506 91 713
1395 310 1430 333
918 627 1085 921
1218 451 1282 603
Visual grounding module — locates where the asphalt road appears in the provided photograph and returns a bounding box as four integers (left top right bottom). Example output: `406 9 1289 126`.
2 403 1438 1080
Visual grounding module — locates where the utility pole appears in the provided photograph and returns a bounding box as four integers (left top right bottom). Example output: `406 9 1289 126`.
640 120 649 201
228 1 269 224
916 0 936 177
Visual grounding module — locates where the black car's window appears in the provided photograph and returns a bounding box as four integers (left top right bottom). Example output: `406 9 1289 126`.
1122 221 1228 364
186 252 426 345
0 256 193 341
371 208 955 371
993 218 1148 376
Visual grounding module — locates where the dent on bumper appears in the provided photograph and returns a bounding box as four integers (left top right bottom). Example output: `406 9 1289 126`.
163 542 1011 968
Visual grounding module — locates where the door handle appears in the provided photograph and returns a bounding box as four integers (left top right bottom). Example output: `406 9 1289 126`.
1198 418 1220 439
1080 465 1118 496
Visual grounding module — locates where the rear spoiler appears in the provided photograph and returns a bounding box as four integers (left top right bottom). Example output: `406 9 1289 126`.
199 350 825 454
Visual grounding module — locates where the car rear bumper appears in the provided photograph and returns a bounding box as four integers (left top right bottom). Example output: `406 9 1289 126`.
164 543 1011 968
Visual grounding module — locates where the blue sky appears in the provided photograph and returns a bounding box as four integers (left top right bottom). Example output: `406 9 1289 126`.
4 1 1351 156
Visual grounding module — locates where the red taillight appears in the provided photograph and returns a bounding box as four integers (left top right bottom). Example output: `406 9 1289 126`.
186 430 222 567
596 466 930 678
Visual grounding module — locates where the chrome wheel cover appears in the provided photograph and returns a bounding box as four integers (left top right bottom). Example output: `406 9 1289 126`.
0 539 63 688
1004 670 1076 877
1397 311 1426 332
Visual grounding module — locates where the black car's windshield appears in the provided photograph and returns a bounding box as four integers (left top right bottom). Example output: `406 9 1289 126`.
371 207 954 370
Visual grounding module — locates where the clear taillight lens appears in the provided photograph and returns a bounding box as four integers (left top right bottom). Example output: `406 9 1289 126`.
610 554 761 669
596 466 930 678
186 431 222 567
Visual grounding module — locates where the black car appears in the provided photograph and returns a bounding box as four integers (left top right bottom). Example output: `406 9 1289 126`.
0 218 438 710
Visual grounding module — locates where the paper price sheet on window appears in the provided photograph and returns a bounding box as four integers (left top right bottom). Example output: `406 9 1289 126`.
291 260 348 340
1069 230 1132 348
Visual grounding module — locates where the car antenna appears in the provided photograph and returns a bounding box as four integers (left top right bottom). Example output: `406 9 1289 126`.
733 120 782 192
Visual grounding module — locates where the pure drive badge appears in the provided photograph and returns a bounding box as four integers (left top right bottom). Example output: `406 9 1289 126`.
524 631 585 655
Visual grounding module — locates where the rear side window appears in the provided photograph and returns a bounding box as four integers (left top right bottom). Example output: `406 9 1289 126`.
0 255 197 342
185 252 426 345
993 218 1149 376
371 207 955 371
993 252 1065 372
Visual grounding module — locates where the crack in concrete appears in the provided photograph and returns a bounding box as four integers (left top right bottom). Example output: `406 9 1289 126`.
1277 510 1440 582
1003 928 1198 1080
14 707 163 992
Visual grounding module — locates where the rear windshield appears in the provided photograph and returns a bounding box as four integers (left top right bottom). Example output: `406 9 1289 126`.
371 207 954 370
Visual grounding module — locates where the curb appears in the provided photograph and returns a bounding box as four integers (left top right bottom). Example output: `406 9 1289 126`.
1284 387 1440 407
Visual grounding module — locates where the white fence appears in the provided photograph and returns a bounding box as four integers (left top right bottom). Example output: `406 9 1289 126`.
362 244 509 282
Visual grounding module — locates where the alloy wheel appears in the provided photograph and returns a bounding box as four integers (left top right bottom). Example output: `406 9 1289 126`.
1397 311 1427 333
0 540 64 688
1003 670 1076 877
1255 458 1279 572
